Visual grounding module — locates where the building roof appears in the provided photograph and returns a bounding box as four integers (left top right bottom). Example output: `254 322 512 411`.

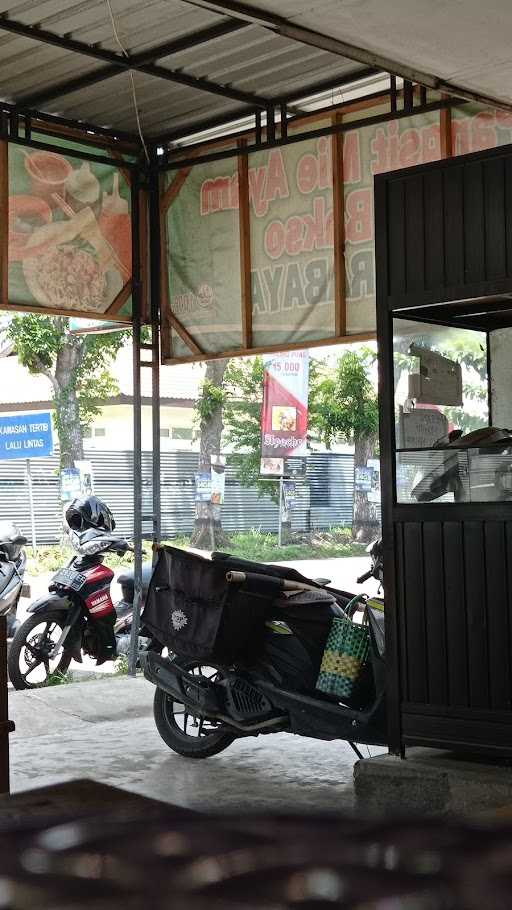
0 343 205 409
0 0 376 141
0 1 510 145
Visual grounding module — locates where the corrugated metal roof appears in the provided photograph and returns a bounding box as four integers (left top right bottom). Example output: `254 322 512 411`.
0 0 375 139
0 0 509 144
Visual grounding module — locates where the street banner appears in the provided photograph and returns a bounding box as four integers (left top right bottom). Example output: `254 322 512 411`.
75 460 94 496
194 471 212 502
61 467 81 502
0 411 53 460
260 350 309 469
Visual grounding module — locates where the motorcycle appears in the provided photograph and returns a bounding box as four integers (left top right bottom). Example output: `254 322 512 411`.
142 540 386 760
8 527 155 690
0 521 30 640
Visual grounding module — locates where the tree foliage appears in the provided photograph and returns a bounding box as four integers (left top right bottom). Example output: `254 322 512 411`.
223 357 269 498
310 349 379 449
8 314 129 470
222 350 378 511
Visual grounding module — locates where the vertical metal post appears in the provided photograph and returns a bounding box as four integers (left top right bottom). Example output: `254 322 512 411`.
267 107 276 144
128 176 143 677
403 80 414 113
389 75 397 113
280 103 288 140
486 330 493 428
278 475 283 547
149 160 162 547
255 110 262 146
26 459 37 556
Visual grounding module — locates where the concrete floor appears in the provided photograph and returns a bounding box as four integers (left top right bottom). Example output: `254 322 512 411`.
8 555 384 813
8 676 384 813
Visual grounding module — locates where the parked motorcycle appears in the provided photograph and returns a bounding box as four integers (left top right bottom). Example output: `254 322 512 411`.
8 496 155 689
142 540 386 759
0 521 30 640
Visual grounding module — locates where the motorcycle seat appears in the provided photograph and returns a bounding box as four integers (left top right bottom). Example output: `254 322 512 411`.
118 562 153 600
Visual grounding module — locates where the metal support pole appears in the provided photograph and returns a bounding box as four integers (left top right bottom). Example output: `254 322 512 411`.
26 459 37 556
280 103 288 140
267 106 276 144
128 178 143 677
278 475 283 547
149 163 162 547
255 110 262 146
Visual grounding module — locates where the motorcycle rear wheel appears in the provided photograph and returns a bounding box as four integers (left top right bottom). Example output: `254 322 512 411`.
153 661 235 759
8 611 72 690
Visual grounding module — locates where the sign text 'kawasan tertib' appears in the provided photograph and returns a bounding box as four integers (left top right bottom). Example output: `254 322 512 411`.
0 412 54 460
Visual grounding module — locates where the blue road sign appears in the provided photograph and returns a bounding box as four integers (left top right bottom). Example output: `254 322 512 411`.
0 412 54 460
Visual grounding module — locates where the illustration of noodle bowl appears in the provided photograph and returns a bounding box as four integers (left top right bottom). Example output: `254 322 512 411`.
20 207 126 312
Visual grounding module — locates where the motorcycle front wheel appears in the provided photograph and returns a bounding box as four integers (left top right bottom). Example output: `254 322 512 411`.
8 611 72 690
153 661 235 759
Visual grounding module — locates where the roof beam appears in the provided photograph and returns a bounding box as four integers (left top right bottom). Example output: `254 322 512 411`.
0 16 269 110
179 0 512 111
153 66 383 144
178 0 440 88
20 20 249 107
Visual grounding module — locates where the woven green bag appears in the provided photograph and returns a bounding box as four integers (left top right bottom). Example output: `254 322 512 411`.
316 611 370 699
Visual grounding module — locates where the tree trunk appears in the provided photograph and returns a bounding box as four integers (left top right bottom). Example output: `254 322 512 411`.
352 433 379 543
54 338 85 473
190 359 231 551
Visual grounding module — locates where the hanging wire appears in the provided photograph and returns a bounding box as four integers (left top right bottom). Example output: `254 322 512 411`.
104 0 150 162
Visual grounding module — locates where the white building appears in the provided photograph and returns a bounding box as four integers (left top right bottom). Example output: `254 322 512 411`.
0 344 205 452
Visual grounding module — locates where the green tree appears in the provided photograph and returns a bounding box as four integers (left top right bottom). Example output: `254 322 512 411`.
8 314 129 473
312 349 379 541
223 356 270 499
191 358 231 550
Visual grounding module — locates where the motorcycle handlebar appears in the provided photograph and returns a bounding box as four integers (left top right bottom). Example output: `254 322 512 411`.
356 569 374 585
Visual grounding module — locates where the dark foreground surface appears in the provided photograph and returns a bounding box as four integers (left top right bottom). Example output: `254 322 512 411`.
1 778 512 909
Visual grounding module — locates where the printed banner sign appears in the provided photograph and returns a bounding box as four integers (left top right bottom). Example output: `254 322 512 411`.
211 460 226 505
74 460 94 496
8 142 132 320
61 467 81 502
194 472 212 502
261 350 309 463
0 411 53 460
163 98 512 361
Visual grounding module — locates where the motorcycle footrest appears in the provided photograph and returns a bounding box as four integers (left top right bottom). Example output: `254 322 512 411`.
142 653 222 715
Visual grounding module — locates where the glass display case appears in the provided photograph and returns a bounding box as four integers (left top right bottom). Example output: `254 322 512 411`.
393 317 512 504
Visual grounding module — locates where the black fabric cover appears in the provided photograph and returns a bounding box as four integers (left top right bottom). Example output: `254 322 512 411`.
142 546 269 664
212 551 354 612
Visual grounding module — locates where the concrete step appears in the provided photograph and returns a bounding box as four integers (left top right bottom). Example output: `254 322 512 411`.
355 748 512 816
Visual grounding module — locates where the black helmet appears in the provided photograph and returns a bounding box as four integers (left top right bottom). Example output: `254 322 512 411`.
64 496 115 534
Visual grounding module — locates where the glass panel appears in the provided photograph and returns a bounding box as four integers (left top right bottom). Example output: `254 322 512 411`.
391 317 512 505
394 318 489 451
397 448 512 504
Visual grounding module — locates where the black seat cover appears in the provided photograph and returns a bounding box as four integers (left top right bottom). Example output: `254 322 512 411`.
118 562 153 600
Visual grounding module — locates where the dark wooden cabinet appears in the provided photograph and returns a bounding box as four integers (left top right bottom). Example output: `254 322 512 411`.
376 143 512 756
